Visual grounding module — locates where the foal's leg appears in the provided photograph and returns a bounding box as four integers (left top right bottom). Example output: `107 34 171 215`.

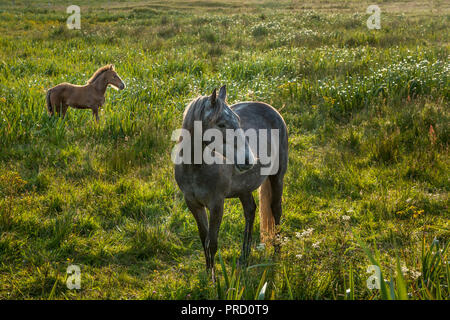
186 199 209 263
92 106 99 121
61 105 69 119
206 200 224 281
238 192 256 266
54 101 64 117
49 95 60 117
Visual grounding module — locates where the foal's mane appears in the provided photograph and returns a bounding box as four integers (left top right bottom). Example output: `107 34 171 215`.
86 64 114 84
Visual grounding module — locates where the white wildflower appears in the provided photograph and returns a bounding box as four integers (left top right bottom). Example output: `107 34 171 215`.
256 243 265 251
296 228 314 239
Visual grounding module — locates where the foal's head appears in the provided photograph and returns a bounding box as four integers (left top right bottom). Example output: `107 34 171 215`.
201 85 256 172
88 64 125 90
103 65 125 90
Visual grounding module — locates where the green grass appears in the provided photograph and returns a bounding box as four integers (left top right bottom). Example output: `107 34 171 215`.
0 0 449 300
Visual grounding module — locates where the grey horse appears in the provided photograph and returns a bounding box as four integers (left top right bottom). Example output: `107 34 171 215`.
174 85 288 277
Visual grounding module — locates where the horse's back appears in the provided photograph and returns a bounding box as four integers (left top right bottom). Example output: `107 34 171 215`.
231 102 287 133
48 82 90 106
231 101 288 153
50 82 84 91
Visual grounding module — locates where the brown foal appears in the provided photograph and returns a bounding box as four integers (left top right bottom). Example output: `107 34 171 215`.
46 64 125 121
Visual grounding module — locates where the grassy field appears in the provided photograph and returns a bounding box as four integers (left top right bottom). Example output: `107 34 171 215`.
0 0 448 300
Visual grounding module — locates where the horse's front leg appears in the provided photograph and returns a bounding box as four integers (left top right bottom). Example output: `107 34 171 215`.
186 199 209 265
206 200 224 282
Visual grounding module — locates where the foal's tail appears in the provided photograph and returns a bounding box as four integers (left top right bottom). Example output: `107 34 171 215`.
259 178 275 244
46 89 53 115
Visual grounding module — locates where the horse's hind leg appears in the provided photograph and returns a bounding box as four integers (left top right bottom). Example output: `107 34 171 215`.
54 103 68 118
269 174 284 225
61 105 69 119
49 95 61 117
239 192 256 265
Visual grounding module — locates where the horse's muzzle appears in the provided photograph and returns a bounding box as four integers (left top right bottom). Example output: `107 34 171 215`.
235 163 254 173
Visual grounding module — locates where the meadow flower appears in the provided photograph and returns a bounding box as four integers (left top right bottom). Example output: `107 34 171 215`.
410 270 421 280
296 228 314 239
341 215 351 221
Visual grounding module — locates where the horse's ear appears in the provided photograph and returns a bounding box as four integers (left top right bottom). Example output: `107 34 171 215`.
218 85 226 101
210 88 217 106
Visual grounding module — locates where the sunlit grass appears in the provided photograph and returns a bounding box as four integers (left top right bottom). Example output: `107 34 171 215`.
0 0 448 299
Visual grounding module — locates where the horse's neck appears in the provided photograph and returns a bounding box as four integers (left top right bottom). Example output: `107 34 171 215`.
90 74 108 95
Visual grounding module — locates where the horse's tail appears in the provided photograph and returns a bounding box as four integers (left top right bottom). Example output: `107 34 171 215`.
46 89 53 115
259 177 275 244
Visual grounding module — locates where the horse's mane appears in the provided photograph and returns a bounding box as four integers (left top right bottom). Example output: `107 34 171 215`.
182 95 224 135
86 64 114 84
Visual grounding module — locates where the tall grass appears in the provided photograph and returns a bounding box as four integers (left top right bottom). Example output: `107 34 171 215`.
0 0 448 299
